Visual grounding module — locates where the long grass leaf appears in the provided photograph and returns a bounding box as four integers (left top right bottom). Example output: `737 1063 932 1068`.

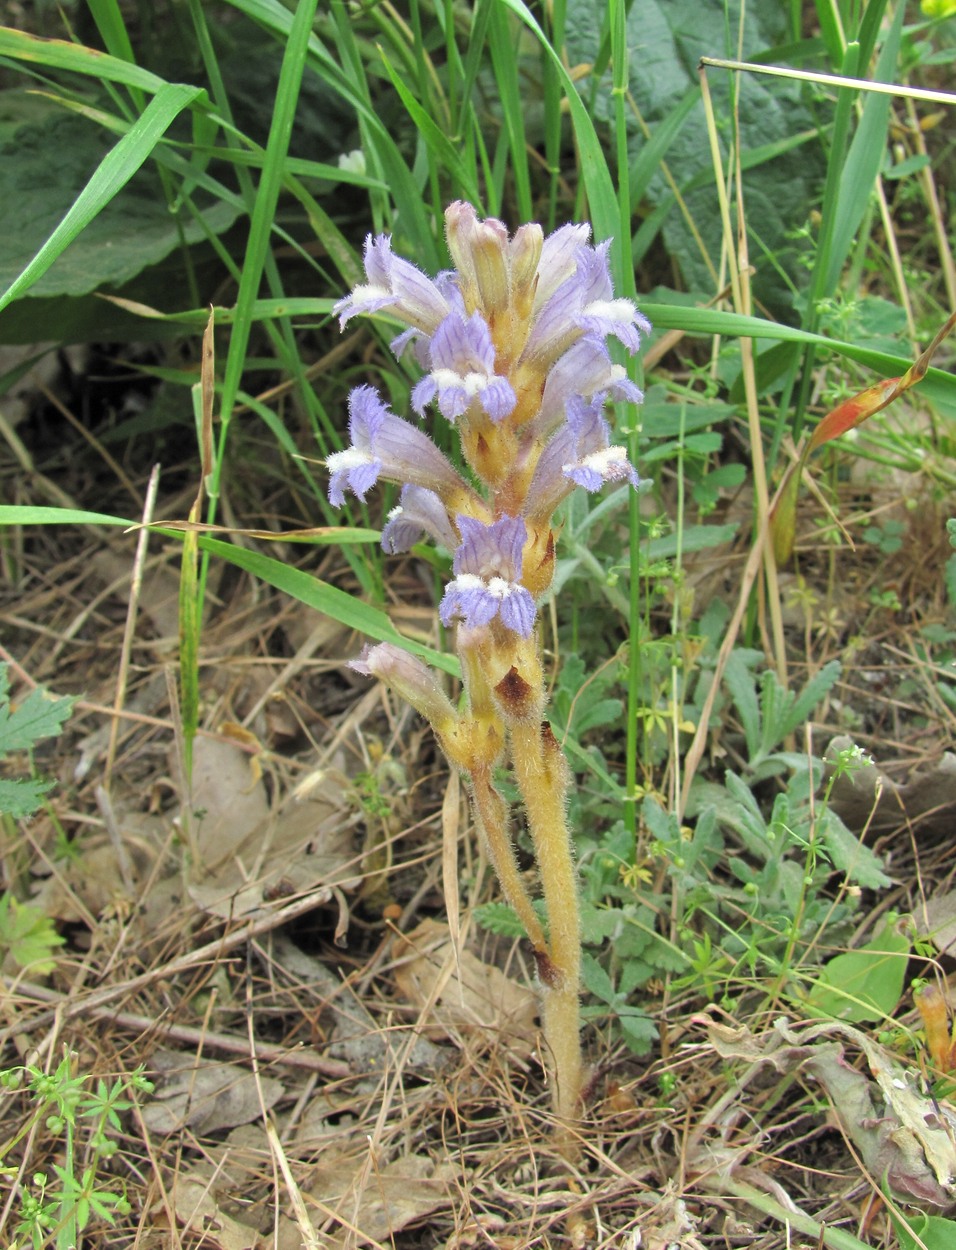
499 0 620 278
629 88 699 214
825 2 902 291
0 507 133 527
377 53 482 207
86 0 136 65
0 505 448 673
213 0 319 450
486 2 532 222
197 537 459 677
0 26 165 91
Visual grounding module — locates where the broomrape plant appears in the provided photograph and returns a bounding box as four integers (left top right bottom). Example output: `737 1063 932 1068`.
329 202 649 1130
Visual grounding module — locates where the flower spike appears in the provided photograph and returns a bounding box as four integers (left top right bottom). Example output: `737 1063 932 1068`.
328 202 651 1138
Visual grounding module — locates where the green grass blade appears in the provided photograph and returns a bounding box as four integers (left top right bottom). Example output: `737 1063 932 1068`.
86 0 137 65
641 302 956 409
0 82 204 315
0 507 133 527
539 0 565 229
178 525 201 784
377 53 482 208
500 0 621 278
486 2 532 222
219 0 438 263
608 0 633 300
825 2 902 291
0 26 166 91
812 0 846 66
198 537 460 677
0 506 451 693
211 0 319 481
326 1 437 263
629 87 699 214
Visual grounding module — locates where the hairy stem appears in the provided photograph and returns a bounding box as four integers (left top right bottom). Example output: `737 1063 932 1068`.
469 765 548 956
509 718 582 1125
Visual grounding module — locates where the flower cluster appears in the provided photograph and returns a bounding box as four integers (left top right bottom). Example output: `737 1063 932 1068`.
328 202 648 642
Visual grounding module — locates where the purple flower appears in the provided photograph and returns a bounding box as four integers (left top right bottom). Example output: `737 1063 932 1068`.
439 515 536 637
575 244 652 353
332 235 451 334
412 312 516 423
350 642 457 730
533 222 592 309
535 337 644 437
523 240 651 368
381 484 459 553
326 385 468 507
525 395 639 521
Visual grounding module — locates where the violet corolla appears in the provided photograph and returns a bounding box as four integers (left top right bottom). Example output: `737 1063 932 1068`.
329 203 648 1133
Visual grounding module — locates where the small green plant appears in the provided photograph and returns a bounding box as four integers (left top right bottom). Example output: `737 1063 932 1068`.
0 895 63 977
0 664 74 977
616 688 894 1021
1 1049 153 1249
0 664 74 821
861 517 906 556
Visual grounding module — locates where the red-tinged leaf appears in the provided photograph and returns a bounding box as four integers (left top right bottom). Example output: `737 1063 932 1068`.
770 467 801 565
807 376 903 452
807 309 956 454
779 310 956 566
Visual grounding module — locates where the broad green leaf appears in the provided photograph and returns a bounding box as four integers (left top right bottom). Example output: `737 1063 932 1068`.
767 660 842 750
0 153 238 298
617 1009 658 1054
0 666 75 755
0 82 205 313
0 662 73 819
804 919 909 1022
566 0 812 309
581 952 617 1005
474 902 521 937
893 1212 956 1250
0 98 204 291
579 902 627 945
723 649 762 761
819 810 892 891
0 777 55 821
642 523 739 562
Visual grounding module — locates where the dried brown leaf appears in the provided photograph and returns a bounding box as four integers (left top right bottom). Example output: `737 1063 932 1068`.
702 1015 956 1209
184 739 361 918
308 1148 456 1248
394 918 538 1058
140 1049 283 1135
159 1175 263 1250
